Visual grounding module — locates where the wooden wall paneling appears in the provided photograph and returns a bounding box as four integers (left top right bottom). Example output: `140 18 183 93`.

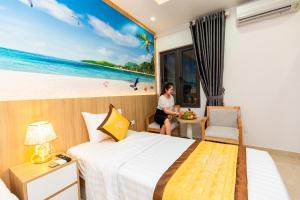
142 95 151 131
0 95 158 188
135 96 145 131
120 96 136 130
0 102 8 186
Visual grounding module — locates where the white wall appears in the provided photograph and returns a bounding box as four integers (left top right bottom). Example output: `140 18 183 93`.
156 9 300 153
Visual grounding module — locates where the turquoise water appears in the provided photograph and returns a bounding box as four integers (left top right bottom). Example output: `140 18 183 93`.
0 47 154 83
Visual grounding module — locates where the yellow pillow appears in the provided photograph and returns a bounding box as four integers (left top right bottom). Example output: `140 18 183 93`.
97 104 130 141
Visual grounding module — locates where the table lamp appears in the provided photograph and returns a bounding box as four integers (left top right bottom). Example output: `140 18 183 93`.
24 121 57 164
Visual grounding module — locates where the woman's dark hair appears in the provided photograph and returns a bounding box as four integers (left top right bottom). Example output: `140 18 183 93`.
160 82 174 95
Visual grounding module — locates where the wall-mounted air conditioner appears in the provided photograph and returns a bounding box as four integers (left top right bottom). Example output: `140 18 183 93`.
236 0 300 26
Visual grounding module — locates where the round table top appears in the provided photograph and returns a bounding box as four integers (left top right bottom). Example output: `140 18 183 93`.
176 117 202 124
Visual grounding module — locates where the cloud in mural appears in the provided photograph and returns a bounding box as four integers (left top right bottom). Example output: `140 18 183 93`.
121 24 138 34
134 53 152 64
0 5 7 11
18 0 81 27
31 41 47 48
97 47 113 57
88 15 140 47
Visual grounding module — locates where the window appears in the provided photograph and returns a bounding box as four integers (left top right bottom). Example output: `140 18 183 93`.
160 45 200 107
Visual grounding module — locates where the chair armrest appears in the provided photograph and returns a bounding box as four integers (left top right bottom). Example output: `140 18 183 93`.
237 117 243 145
201 117 208 141
146 113 155 128
237 117 243 129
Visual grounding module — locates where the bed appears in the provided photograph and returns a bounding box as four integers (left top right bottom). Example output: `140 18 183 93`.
68 130 290 200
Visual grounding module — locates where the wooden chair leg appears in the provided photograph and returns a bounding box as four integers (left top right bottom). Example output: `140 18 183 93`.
201 117 208 141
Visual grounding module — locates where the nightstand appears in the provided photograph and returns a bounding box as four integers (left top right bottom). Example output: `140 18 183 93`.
9 156 80 200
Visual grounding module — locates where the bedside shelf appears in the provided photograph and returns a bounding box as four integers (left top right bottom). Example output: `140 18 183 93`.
9 156 80 200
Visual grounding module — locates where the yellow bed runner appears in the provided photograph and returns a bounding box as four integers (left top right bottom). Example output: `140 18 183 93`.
162 141 238 200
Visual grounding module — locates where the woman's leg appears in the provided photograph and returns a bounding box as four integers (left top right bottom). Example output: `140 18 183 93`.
160 125 166 134
164 118 171 135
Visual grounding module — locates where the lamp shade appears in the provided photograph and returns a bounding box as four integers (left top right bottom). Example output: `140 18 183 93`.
24 121 57 145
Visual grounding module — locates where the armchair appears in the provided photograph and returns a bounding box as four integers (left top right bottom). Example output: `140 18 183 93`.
201 106 243 145
146 113 179 134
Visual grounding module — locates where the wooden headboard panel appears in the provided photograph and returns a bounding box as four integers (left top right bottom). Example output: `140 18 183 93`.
0 94 158 188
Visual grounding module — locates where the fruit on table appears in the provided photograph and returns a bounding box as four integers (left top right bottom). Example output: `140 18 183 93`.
182 108 196 120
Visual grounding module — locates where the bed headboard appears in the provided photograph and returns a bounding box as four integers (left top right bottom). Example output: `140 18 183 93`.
0 94 158 188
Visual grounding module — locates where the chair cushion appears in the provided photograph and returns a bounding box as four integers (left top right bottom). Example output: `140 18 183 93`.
208 109 238 128
148 122 178 131
205 126 239 141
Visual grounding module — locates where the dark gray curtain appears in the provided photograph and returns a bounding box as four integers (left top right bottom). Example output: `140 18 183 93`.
190 11 226 108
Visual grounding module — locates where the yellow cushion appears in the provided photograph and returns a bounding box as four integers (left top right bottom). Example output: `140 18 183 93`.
97 104 130 141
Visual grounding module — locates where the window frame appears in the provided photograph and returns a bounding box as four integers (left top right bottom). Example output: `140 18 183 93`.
160 44 200 108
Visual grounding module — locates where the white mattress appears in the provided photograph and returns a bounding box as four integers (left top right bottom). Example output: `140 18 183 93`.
68 130 290 200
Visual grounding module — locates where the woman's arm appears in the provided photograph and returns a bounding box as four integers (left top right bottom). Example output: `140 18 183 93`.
163 107 179 116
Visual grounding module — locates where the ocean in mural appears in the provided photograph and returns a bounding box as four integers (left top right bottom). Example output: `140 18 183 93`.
0 47 154 82
0 0 155 100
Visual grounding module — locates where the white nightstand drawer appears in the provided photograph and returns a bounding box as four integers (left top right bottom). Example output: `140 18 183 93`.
50 183 79 200
27 163 77 200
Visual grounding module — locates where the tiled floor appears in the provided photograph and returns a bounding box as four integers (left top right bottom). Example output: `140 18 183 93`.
268 151 300 200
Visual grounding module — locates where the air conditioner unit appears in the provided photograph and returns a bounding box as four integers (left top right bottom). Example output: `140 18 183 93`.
236 0 300 26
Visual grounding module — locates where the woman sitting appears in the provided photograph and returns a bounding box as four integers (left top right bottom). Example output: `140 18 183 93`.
154 82 180 135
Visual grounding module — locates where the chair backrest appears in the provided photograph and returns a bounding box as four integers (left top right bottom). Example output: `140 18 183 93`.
207 106 240 128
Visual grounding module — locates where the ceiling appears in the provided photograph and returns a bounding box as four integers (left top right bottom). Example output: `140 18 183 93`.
107 0 250 35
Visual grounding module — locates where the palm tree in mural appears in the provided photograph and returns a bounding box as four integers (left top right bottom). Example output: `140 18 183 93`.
135 32 154 54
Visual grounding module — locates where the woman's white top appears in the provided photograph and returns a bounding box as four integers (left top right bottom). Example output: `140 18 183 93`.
157 95 174 110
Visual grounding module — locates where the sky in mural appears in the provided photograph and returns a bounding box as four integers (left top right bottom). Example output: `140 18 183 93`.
0 0 154 66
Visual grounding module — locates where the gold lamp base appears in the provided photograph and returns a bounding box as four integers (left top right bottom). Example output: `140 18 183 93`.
30 143 52 164
31 154 52 164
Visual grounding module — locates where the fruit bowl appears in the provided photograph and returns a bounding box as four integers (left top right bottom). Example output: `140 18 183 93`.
181 108 197 120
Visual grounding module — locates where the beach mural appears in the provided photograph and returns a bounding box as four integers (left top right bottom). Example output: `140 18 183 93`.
0 0 155 100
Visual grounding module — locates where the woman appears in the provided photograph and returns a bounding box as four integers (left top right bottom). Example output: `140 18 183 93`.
154 82 180 135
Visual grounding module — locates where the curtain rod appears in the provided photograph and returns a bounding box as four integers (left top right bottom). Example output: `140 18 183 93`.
191 11 230 25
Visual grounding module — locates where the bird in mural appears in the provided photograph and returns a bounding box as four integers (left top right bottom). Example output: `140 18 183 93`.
28 0 33 7
71 15 80 26
130 78 139 91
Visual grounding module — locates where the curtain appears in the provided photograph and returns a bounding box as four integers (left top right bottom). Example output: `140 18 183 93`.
190 11 226 108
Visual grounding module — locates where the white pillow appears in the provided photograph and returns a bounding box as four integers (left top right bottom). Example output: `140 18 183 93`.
82 109 122 143
0 179 18 200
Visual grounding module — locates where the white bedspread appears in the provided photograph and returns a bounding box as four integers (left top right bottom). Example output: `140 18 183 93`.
0 179 18 200
247 148 290 200
68 130 290 200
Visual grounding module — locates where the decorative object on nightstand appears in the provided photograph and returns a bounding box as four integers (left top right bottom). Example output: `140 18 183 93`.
24 121 57 164
9 155 80 200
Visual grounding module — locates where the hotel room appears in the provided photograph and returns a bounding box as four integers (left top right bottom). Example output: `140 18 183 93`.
0 0 299 199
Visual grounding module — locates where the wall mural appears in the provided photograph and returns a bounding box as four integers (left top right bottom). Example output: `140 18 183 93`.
0 0 155 100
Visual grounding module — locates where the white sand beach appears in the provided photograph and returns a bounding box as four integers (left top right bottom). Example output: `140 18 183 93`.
0 70 156 100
